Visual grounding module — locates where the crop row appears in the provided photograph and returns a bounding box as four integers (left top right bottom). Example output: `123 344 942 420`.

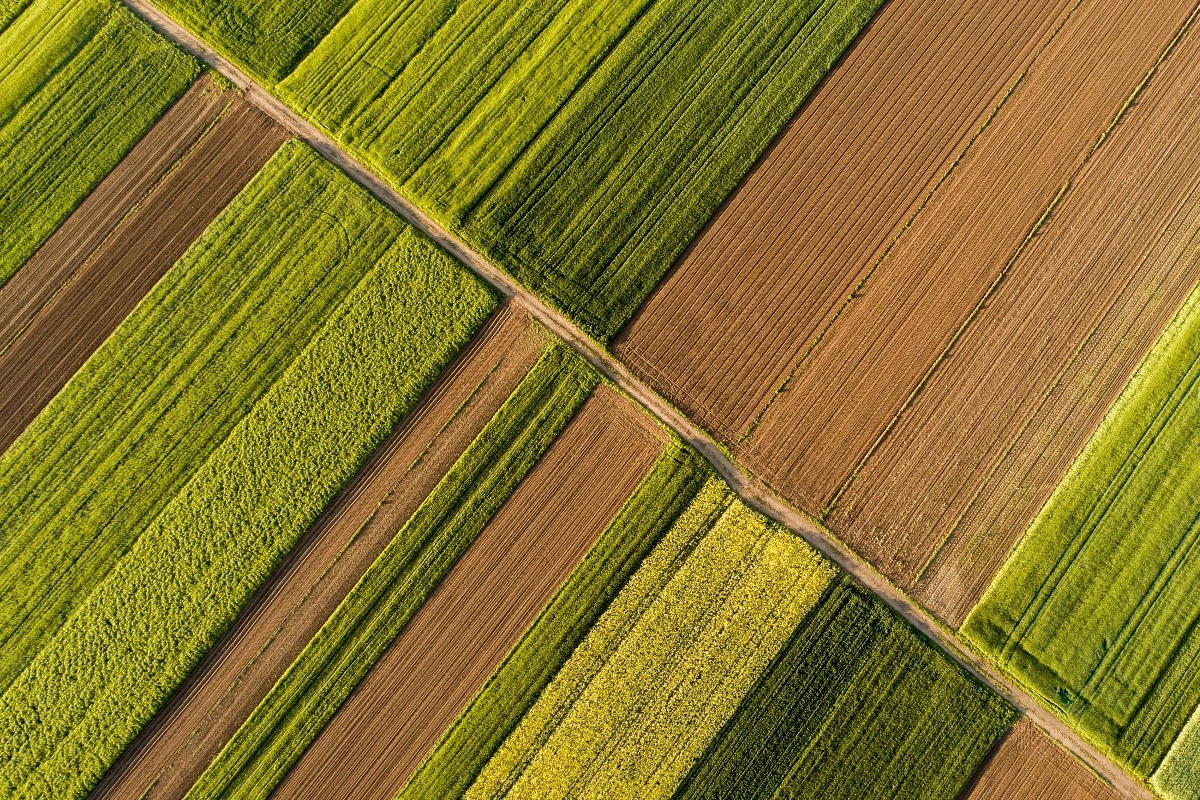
0 0 197 284
150 0 882 340
185 343 599 800
0 140 411 691
964 279 1200 791
0 142 495 800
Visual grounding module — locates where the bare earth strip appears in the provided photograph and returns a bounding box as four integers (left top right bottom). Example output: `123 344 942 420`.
270 386 665 800
91 303 544 800
963 721 1123 800
837 8 1200 625
0 76 287 452
614 0 1077 440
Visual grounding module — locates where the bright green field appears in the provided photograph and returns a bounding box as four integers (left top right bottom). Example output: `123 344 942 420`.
148 0 882 340
0 142 495 800
186 343 598 800
963 281 1200 782
0 0 197 285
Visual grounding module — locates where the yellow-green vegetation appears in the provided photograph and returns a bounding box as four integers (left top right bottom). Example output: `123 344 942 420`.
185 344 598 800
0 141 408 693
402 438 711 800
0 0 197 285
677 576 1013 800
1154 704 1200 800
963 281 1200 778
460 479 838 800
148 0 882 340
0 143 495 800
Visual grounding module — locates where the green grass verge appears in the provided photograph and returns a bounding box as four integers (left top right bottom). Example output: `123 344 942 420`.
0 140 407 693
962 280 1200 778
0 0 198 285
184 343 599 800
696 574 1010 800
147 0 881 340
461 479 838 800
0 146 494 800
1154 703 1200 800
400 437 712 800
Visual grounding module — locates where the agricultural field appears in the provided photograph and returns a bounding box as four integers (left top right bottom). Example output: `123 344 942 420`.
963 721 1122 800
147 0 883 340
0 73 286 450
619 0 1200 628
0 142 495 800
0 0 198 285
963 276 1200 787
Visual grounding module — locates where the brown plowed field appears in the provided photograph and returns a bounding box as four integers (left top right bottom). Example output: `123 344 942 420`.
270 385 666 800
836 6 1200 624
617 0 1200 625
91 304 544 800
963 721 1121 800
0 75 286 452
614 0 1078 440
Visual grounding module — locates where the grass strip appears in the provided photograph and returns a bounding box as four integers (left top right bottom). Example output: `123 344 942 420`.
0 141 404 692
963 280 1200 776
0 152 494 799
464 483 837 800
400 436 711 800
184 343 599 800
0 0 197 284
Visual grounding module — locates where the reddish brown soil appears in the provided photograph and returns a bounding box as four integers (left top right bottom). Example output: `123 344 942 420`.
617 0 1200 626
963 721 1122 800
836 6 1200 624
269 386 665 800
0 76 286 452
615 0 1077 440
91 304 544 800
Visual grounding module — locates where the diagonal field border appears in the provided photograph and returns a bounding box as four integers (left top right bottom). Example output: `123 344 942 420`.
109 3 1155 797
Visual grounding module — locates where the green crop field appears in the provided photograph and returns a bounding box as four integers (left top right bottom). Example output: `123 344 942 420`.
0 142 495 800
0 140 421 693
403 438 711 800
1155 705 1200 800
0 0 197 285
186 343 598 800
679 576 1013 800
147 0 882 340
964 281 1200 784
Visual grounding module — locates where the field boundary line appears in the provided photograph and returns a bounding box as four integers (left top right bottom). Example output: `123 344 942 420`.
112 2 1154 796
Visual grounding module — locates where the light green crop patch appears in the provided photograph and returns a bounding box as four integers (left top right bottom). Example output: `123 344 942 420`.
463 480 836 800
144 0 882 340
0 142 495 800
0 0 198 285
185 344 598 800
1154 702 1200 800
0 141 403 694
963 280 1200 778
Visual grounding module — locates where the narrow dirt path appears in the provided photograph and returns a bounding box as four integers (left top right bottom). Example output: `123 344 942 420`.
110 2 1154 797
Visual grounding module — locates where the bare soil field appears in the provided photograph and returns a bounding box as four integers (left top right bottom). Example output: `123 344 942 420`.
618 0 1200 625
963 721 1122 800
0 75 286 452
269 385 666 800
91 303 544 800
614 0 1077 440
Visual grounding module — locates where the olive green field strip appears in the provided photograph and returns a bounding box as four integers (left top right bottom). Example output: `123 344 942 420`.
272 386 667 800
962 721 1123 800
433 478 1011 800
184 344 597 800
673 575 1011 800
0 141 496 800
621 0 1200 628
963 277 1200 789
0 74 287 452
0 0 198 286
92 303 543 800
144 0 882 340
